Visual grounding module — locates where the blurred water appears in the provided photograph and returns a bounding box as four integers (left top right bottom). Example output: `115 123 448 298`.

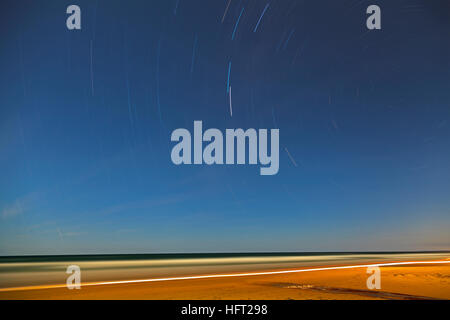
1 252 448 289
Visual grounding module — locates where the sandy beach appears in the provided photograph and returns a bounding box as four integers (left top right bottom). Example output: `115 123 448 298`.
0 254 449 299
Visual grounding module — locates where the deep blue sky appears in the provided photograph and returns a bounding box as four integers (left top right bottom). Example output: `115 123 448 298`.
1 0 449 254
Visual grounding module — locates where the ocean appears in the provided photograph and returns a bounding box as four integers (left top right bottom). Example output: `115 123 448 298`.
1 251 448 289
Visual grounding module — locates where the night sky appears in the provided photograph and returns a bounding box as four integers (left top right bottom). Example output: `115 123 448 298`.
1 0 450 255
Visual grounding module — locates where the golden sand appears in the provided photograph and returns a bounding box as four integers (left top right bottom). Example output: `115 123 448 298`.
1 263 448 300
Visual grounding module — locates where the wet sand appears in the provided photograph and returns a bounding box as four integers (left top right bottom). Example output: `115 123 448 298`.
1 262 449 300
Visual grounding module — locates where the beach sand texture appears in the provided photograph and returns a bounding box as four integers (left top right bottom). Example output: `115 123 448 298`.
1 253 449 299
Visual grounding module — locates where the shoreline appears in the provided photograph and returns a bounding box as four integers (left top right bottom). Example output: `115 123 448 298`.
1 258 449 300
